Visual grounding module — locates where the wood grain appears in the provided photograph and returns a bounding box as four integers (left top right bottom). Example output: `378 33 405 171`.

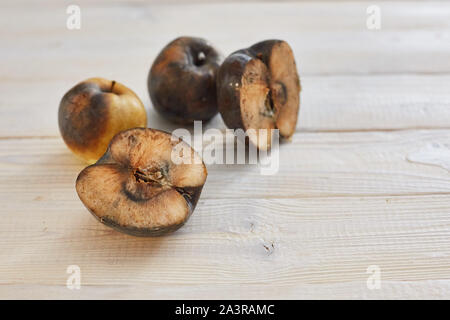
1 1 450 137
1 130 450 200
0 130 449 299
2 75 450 138
0 0 450 299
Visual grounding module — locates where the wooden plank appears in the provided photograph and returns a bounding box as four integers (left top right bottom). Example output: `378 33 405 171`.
1 1 450 137
1 75 450 138
2 1 450 77
0 130 449 298
0 193 449 298
1 130 449 200
0 130 450 200
2 280 450 299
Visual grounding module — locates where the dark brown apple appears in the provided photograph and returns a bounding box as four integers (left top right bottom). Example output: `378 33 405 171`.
216 40 301 150
59 78 147 163
76 128 207 237
148 36 221 124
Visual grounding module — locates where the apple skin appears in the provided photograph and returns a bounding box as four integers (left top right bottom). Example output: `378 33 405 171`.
148 36 221 124
215 50 251 130
58 78 147 164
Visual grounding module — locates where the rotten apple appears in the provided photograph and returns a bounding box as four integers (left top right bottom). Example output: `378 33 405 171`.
59 77 147 163
216 40 301 150
148 36 221 124
76 127 207 236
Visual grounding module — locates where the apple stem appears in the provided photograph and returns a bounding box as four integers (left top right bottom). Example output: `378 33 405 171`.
110 80 116 92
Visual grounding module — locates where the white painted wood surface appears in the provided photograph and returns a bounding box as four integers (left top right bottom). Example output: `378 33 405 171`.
0 1 449 299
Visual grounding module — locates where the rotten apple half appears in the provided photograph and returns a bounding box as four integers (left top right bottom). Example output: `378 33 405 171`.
217 40 301 150
76 128 207 236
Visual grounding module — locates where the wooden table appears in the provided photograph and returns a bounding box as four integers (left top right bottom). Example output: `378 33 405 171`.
1 0 449 299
